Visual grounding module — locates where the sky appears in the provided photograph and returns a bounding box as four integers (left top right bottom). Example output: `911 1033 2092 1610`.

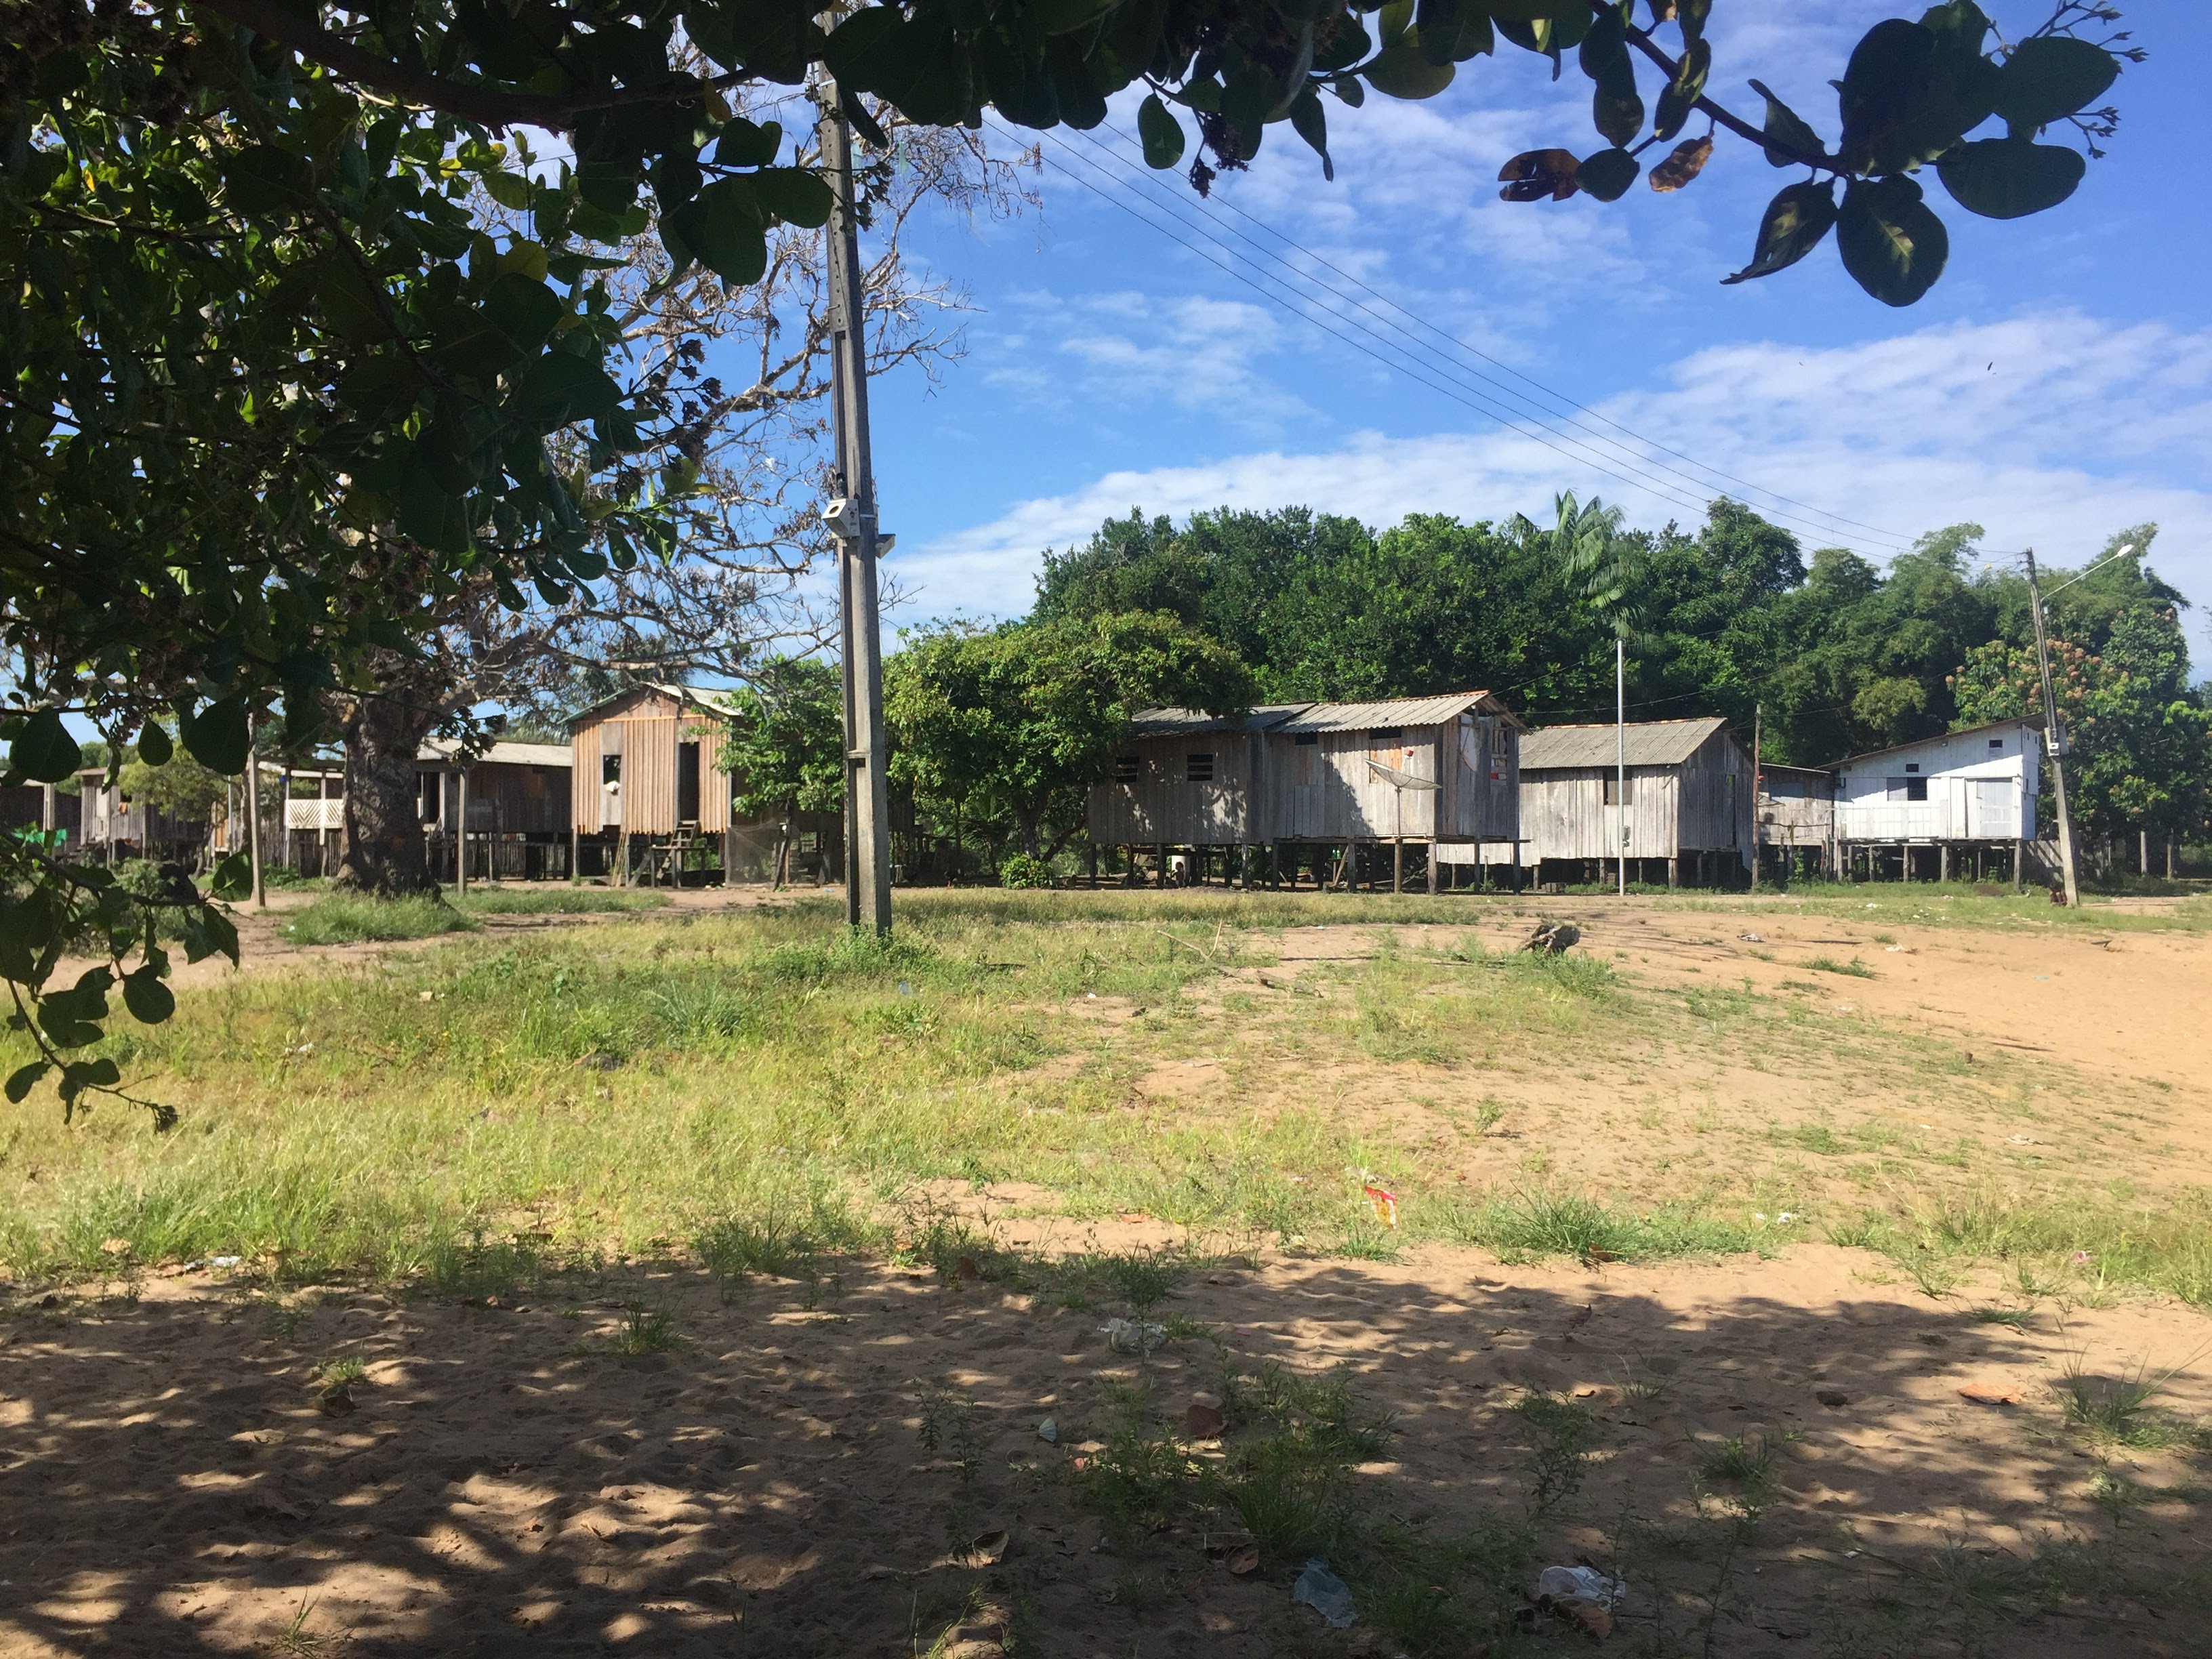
844 0 2212 659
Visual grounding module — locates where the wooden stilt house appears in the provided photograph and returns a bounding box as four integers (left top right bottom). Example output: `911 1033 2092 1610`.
1829 718 2042 886
1755 762 1839 882
416 739 574 881
1086 691 1525 893
1517 717 1754 887
567 684 733 883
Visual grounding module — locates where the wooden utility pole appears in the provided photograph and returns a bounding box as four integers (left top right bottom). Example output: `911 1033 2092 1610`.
1752 701 1762 885
1614 636 1626 895
2023 548 2079 907
245 714 267 909
820 81 893 936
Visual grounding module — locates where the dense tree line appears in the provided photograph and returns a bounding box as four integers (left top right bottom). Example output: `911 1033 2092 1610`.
867 499 2208 872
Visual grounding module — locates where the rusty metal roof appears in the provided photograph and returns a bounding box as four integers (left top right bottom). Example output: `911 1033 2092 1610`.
1274 691 1508 733
419 739 573 769
1519 716 1733 770
1129 704 1311 739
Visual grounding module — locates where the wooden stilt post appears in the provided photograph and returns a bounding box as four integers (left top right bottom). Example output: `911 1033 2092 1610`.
1393 836 1404 895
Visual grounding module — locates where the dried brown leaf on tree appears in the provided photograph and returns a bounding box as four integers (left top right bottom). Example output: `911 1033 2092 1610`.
1650 135 1714 192
1498 148 1581 202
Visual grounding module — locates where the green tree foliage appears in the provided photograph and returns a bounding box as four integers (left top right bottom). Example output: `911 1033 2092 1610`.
1031 506 2205 845
885 611 1254 860
722 657 844 820
115 735 228 820
1952 575 2211 844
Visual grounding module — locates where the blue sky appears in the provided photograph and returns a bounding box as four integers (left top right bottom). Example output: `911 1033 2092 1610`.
852 1 2212 655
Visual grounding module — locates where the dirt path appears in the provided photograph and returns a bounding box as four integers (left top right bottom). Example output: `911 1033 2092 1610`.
3 1237 2205 1658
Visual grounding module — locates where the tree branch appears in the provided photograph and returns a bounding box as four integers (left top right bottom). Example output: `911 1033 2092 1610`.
1612 7 1845 173
185 0 729 131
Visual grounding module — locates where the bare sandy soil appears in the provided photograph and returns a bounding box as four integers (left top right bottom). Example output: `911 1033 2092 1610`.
5 1237 2207 1658
7 890 2211 1656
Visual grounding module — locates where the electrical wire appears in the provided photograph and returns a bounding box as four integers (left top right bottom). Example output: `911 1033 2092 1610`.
1076 117 1914 553
1022 117 1912 557
1017 127 1790 544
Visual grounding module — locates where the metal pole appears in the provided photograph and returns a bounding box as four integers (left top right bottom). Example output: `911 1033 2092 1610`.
1615 635 1626 897
820 81 893 936
1752 701 1761 886
455 764 469 895
245 715 267 909
2023 548 2079 907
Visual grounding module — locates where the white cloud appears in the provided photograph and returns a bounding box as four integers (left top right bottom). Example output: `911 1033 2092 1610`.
890 309 2212 640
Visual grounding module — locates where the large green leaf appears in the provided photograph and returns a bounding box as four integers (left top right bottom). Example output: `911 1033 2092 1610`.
1837 174 1949 307
713 117 783 167
1416 0 1494 65
136 721 173 767
483 272 564 353
121 968 176 1025
512 350 626 430
1592 85 1643 148
1137 94 1185 169
1722 180 1839 285
1576 147 1639 203
1937 137 2085 219
1838 17 1990 174
752 167 835 229
178 698 250 776
1991 36 2120 131
1653 37 1708 140
9 709 81 783
1364 45 1455 100
1289 87 1333 180
1747 78 1823 168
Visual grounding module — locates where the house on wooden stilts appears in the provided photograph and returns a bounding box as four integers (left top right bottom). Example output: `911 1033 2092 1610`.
565 684 843 886
416 739 574 882
1085 691 1526 893
1087 704 1310 887
1755 762 1838 884
1517 716 1754 888
567 684 736 884
1829 718 2043 887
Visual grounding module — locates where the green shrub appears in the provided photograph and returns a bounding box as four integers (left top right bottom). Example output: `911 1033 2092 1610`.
282 893 476 944
998 853 1055 889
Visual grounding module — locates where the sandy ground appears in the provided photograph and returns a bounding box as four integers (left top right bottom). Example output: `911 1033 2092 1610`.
9 889 2211 1654
3 1241 2205 1657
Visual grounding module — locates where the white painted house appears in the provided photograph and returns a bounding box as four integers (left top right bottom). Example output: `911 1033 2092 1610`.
1831 719 2043 878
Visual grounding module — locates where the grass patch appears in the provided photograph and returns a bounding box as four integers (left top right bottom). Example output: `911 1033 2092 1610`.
281 893 477 945
1441 1191 1756 1266
1830 1193 2212 1309
1803 955 1876 979
453 887 669 916
2053 1354 2211 1454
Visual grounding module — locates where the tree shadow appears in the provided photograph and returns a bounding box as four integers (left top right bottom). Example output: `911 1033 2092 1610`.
1 1244 2207 1657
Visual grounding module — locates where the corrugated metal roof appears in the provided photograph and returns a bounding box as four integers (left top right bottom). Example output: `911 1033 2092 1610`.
419 739 573 769
1519 716 1731 770
1130 704 1311 739
1823 718 2041 770
565 681 736 726
1275 691 1501 733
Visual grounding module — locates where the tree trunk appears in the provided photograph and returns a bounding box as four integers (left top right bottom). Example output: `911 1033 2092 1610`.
333 672 443 895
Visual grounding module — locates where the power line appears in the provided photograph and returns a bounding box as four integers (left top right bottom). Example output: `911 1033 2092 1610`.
1020 119 1910 558
1017 128 1784 541
1080 119 1914 554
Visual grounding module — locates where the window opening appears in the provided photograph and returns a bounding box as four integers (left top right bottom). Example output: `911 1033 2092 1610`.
1115 754 1140 783
1186 752 1215 783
